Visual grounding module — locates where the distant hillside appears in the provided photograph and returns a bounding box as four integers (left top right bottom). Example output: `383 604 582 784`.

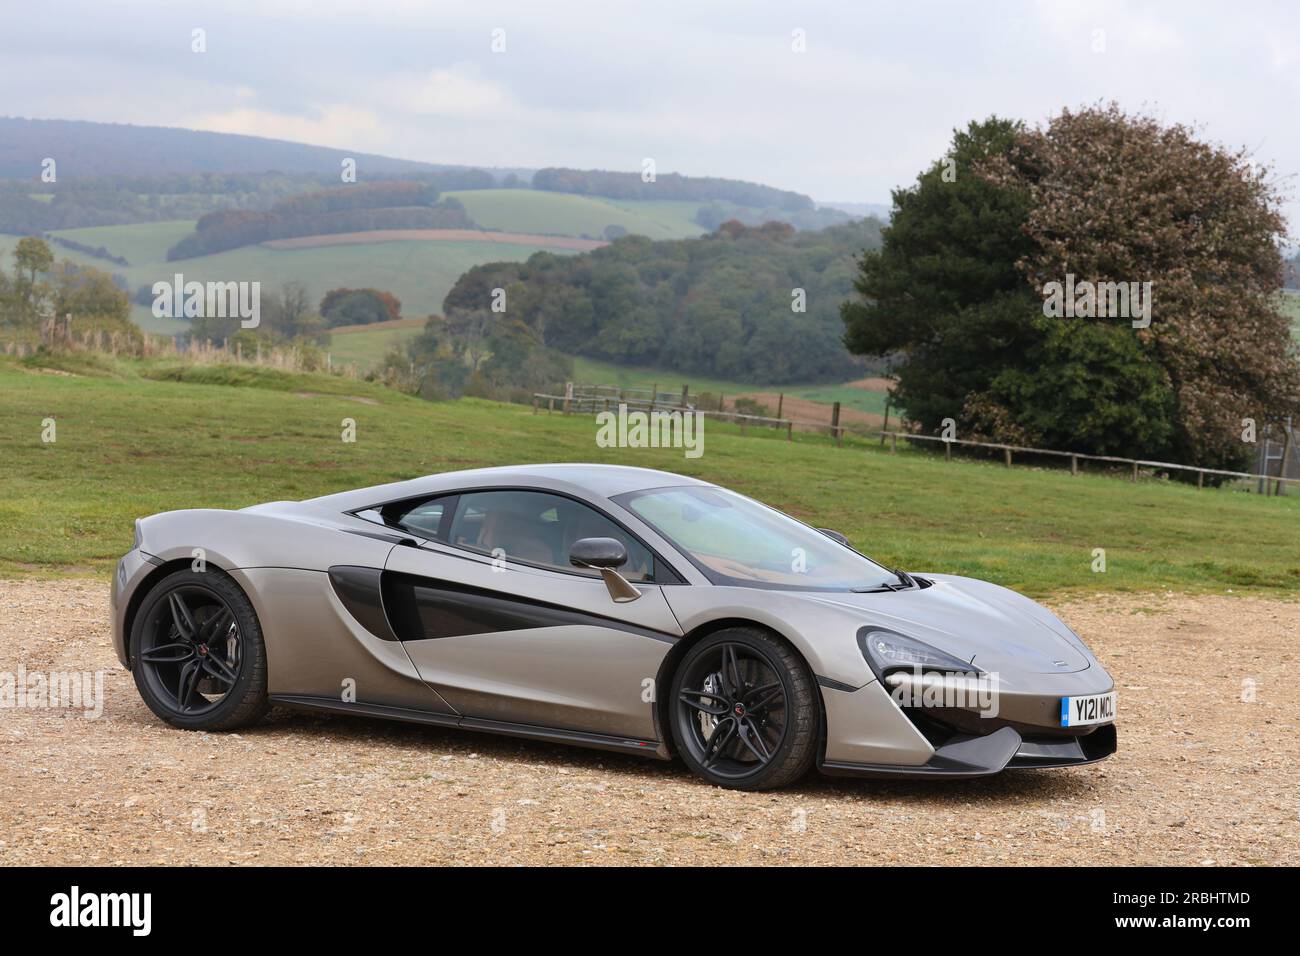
819 200 892 221
533 167 813 210
0 117 494 180
165 180 473 259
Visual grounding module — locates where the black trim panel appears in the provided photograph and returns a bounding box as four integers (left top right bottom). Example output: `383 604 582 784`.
816 675 861 693
327 565 401 642
270 695 670 759
382 571 679 644
820 726 1024 779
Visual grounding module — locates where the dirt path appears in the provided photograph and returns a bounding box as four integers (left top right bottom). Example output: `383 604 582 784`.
731 392 888 430
1 580 1295 865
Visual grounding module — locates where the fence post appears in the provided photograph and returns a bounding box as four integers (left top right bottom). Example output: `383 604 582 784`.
681 384 689 408
832 402 842 447
1070 454 1078 476
786 420 792 442
1275 426 1292 496
1197 469 1204 489
1131 461 1138 482
532 396 539 415
1004 448 1012 468
776 393 784 419
890 433 898 454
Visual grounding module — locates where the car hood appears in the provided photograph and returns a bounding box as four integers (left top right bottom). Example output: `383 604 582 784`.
799 573 1093 674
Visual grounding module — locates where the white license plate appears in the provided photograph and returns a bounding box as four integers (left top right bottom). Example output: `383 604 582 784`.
1060 692 1116 727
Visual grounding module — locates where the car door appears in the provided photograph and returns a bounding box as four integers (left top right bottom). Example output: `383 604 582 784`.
381 489 683 741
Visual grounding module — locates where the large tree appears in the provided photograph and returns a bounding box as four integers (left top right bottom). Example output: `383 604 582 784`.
842 106 1299 470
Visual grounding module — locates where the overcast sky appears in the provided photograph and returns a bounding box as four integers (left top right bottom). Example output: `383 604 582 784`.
2 0 1295 227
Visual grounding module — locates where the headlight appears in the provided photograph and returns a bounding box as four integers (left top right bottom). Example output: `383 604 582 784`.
857 626 977 678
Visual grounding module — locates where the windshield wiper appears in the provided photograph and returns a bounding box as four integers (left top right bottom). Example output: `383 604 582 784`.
850 569 915 593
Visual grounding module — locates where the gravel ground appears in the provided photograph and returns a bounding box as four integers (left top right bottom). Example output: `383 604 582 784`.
1 579 1295 866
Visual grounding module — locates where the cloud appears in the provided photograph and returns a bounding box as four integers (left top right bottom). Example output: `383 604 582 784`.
0 0 1294 230
190 105 385 151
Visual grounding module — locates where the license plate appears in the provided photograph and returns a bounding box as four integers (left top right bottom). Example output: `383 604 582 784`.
1060 692 1116 727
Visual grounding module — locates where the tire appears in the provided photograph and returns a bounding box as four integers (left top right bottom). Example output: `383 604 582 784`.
669 627 818 791
129 569 269 731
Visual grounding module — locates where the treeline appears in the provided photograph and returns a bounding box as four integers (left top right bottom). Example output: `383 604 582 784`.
0 169 499 235
441 217 884 385
532 168 813 212
165 181 475 259
47 234 130 266
694 201 851 232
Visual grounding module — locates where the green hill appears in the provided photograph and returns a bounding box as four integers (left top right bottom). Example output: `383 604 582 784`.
446 189 705 240
2 224 582 336
3 354 1297 597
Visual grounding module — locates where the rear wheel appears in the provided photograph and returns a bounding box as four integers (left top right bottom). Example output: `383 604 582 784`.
129 569 268 730
669 627 818 790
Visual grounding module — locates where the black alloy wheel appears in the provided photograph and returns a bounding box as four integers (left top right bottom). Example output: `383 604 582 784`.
671 627 818 790
130 569 268 730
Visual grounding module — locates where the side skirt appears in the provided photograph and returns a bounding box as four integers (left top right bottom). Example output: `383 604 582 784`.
270 694 671 760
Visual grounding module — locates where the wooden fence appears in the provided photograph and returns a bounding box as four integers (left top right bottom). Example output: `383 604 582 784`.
532 389 1300 494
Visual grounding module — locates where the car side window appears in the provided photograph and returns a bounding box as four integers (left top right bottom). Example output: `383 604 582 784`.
447 490 655 582
375 497 451 540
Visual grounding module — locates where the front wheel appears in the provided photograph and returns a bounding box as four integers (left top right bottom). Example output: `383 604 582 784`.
129 569 268 731
669 627 818 790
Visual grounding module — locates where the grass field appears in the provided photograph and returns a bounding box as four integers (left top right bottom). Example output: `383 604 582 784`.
2 353 1297 597
4 224 576 337
569 356 890 413
328 318 425 368
1281 290 1300 340
445 190 706 240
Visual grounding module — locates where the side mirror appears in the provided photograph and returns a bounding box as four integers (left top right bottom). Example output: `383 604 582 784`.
570 537 641 603
818 528 850 547
569 537 628 569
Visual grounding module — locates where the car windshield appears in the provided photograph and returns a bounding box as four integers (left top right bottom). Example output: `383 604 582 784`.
615 486 897 591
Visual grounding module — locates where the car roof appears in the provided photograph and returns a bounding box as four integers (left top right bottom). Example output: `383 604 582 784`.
300 463 712 512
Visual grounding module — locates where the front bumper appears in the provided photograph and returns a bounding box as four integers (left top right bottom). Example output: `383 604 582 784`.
110 547 160 669
821 723 1117 779
818 668 1118 778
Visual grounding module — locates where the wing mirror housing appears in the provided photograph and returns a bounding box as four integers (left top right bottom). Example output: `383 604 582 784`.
818 528 850 547
570 537 641 603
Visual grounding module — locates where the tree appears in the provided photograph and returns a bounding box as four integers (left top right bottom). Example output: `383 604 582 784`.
319 288 401 327
841 107 1300 470
9 236 55 322
444 308 494 372
989 104 1299 470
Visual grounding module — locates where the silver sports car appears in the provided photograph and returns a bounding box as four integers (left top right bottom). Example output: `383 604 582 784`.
111 464 1117 790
